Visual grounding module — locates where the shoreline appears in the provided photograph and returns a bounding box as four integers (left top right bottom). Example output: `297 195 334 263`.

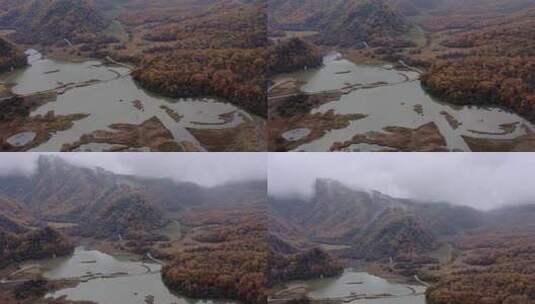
269 263 428 304
268 47 535 152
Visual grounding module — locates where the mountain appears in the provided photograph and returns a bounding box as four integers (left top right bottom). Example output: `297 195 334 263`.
268 0 411 47
319 0 410 47
0 156 119 220
0 155 267 239
355 207 435 259
0 0 109 45
269 178 485 260
0 196 33 233
387 0 444 15
0 156 268 303
269 178 535 303
78 188 168 239
0 38 26 72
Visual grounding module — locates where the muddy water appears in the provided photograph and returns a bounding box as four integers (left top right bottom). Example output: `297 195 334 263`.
42 247 234 304
6 131 36 146
279 52 535 151
282 128 311 141
304 269 426 303
0 50 250 151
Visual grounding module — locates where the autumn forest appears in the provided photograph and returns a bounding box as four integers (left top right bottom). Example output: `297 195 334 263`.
0 0 535 303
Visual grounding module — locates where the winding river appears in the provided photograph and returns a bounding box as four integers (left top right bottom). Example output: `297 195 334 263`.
274 52 535 151
38 247 234 304
0 49 251 151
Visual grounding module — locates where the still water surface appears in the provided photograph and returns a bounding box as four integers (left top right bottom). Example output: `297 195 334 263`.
41 247 235 304
305 268 426 304
278 52 535 151
0 50 250 151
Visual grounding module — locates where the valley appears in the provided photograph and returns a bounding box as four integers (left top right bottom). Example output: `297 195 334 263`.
267 178 535 304
0 0 267 152
1 154 535 304
0 155 268 304
268 0 535 152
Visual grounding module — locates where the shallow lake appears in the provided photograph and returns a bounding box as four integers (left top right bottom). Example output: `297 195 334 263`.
41 247 235 304
0 49 251 151
276 52 535 151
305 268 427 304
6 131 36 146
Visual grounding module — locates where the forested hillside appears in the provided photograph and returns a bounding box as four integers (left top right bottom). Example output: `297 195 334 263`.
0 0 109 45
129 1 267 117
268 0 411 48
269 179 487 260
0 156 269 303
0 38 26 72
269 177 535 303
0 0 268 118
0 156 264 240
0 227 73 269
162 206 268 304
426 205 535 304
421 6 535 121
268 38 322 75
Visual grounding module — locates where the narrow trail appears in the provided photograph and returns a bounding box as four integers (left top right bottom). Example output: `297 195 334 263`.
414 275 430 287
146 253 165 266
105 56 135 70
398 59 424 74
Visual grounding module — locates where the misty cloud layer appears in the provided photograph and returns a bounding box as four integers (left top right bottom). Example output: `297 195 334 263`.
3 153 535 209
268 153 535 210
0 153 267 187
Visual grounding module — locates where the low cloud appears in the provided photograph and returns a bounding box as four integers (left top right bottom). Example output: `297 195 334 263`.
268 153 535 210
0 153 38 176
0 153 267 187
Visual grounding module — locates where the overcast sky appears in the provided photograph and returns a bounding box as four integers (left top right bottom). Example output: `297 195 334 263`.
269 153 535 210
0 153 267 187
2 153 535 209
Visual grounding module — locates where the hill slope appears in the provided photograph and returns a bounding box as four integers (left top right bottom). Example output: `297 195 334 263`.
0 155 267 238
269 0 411 47
269 178 485 260
0 0 108 45
0 38 26 72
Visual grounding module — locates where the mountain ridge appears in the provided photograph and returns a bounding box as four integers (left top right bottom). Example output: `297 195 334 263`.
269 178 489 260
0 0 109 45
268 0 411 47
